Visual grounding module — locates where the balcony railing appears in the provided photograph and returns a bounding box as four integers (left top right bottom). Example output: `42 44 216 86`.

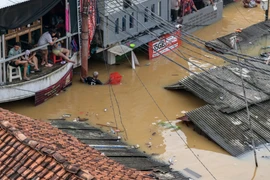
0 32 78 84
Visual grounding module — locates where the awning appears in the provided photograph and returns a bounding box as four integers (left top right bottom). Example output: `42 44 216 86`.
108 45 133 56
107 44 139 69
0 0 30 10
0 0 61 30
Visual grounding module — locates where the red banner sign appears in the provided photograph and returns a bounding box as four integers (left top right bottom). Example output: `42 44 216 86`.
88 0 96 45
35 68 73 106
148 30 181 59
80 0 96 54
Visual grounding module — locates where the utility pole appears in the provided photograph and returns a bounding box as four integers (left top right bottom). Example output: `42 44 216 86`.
81 0 89 78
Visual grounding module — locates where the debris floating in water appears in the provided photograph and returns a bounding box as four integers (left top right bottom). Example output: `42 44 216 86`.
62 114 71 118
157 121 180 130
145 63 151 66
131 144 140 149
78 117 88 121
145 142 152 148
168 156 175 165
110 128 116 134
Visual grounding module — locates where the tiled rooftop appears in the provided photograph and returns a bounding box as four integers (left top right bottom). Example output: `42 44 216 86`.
0 108 155 179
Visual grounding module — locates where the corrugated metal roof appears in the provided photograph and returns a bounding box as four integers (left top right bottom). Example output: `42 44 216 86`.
187 103 270 156
0 0 30 10
50 120 188 179
166 61 270 113
207 21 270 52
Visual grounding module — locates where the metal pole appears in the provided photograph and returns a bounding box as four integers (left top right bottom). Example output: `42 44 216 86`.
2 34 6 83
266 0 269 21
81 0 89 78
234 32 258 167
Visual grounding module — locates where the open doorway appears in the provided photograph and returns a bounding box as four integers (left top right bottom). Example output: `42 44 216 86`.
43 0 66 37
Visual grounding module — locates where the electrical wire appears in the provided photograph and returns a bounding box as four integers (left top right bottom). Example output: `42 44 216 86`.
97 0 270 154
97 2 270 117
98 5 218 179
96 24 129 140
99 0 270 104
234 33 258 167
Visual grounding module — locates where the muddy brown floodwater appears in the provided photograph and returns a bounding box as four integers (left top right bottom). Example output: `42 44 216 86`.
1 2 270 179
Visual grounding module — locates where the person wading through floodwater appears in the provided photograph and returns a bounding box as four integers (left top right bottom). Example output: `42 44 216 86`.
81 71 122 85
81 71 103 85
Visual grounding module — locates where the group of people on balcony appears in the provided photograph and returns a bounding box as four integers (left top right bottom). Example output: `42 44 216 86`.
171 0 214 22
8 28 74 81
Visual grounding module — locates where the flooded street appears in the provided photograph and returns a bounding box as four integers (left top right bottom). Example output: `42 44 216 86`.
1 2 270 179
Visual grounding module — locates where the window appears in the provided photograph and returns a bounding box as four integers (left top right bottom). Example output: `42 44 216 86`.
129 12 134 28
122 16 126 31
115 18 119 34
123 0 132 8
144 7 149 22
158 1 161 16
151 4 155 17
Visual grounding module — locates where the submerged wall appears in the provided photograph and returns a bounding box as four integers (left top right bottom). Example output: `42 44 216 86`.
181 1 223 33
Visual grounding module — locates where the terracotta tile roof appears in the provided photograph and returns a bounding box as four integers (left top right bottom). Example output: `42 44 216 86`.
0 108 155 179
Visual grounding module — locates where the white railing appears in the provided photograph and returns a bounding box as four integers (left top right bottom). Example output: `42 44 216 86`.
0 35 6 84
0 32 78 85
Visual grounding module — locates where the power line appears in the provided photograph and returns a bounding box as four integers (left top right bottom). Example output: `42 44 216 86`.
97 0 270 157
97 1 270 115
98 4 218 179
234 33 258 167
96 24 129 140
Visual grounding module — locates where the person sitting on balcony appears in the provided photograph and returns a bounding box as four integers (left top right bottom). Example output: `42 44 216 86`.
21 50 41 72
37 29 58 67
8 42 30 81
52 32 74 64
81 71 103 85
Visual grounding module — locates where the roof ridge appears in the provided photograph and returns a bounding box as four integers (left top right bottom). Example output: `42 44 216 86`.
0 120 94 180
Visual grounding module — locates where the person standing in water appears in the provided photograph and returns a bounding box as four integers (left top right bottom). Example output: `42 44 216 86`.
81 71 103 85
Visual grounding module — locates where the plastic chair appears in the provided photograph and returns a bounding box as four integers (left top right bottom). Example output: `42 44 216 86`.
50 53 63 64
7 64 22 82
